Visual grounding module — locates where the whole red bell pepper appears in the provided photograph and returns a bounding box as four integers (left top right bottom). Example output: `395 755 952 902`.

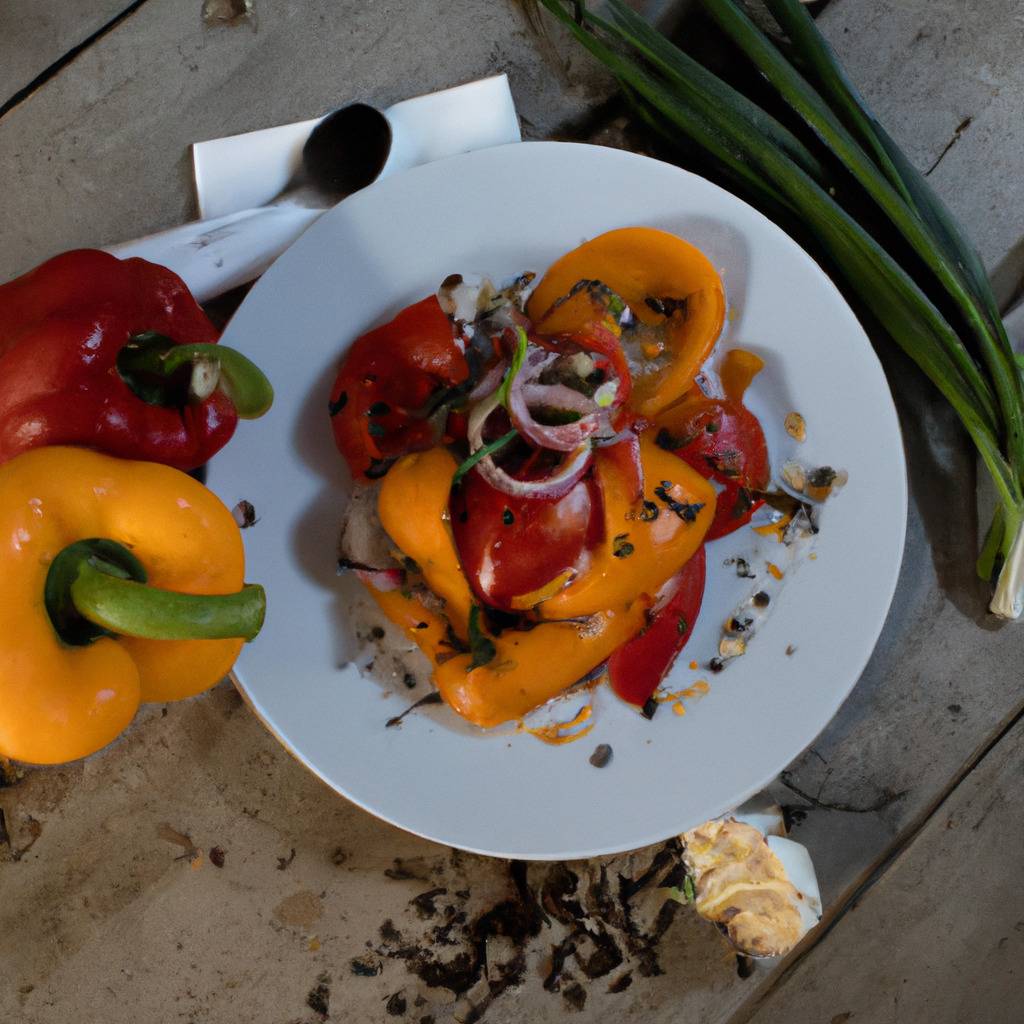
0 250 272 470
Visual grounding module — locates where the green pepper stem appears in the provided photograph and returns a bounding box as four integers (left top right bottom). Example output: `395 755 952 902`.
161 343 274 419
45 539 266 645
117 332 274 418
71 561 266 641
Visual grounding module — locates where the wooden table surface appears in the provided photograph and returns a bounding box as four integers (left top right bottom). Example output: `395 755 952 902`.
1 3 1022 1022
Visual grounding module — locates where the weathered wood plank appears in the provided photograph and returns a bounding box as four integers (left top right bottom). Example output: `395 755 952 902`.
820 0 1024 301
740 716 1024 1024
0 0 613 282
0 0 137 108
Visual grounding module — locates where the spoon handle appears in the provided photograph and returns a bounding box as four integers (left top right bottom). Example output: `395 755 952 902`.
104 204 322 303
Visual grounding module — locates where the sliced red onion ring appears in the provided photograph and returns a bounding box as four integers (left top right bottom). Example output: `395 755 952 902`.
593 426 634 448
468 358 509 401
510 383 601 452
466 386 593 500
507 349 600 452
521 382 595 416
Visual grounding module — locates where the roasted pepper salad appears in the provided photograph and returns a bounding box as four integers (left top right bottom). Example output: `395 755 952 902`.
0 251 272 765
332 227 783 729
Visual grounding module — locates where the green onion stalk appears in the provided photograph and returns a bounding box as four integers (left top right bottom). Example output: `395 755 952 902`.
536 0 1024 618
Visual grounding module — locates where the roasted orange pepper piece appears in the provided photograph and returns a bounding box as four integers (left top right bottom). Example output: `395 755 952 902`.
369 588 451 661
377 446 472 636
434 603 650 728
0 447 264 765
527 227 726 418
539 433 715 619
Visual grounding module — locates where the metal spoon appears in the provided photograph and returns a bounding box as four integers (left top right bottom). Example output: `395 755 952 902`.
105 76 520 302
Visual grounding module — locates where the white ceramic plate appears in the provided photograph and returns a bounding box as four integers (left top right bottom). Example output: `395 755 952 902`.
211 142 906 859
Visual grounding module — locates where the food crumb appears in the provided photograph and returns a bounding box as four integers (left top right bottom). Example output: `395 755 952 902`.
809 552 818 561
231 499 258 528
672 703 686 716
688 660 698 670
766 562 784 580
719 636 746 659
589 743 613 768
785 644 797 656
784 412 806 442
209 846 226 868
308 936 321 952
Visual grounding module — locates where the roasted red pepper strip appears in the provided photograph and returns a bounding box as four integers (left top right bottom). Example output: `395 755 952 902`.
0 250 270 470
450 471 599 611
655 398 769 540
607 546 706 706
600 433 643 503
330 296 469 480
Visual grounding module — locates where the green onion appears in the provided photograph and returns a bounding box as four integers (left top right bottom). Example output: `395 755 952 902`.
452 429 518 486
536 0 1024 618
498 325 530 407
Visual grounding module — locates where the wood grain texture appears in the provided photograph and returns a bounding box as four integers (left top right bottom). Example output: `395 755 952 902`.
819 0 1024 300
0 0 613 281
0 0 138 105
742 717 1024 1024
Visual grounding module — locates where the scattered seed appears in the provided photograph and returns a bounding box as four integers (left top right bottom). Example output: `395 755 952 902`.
719 636 747 659
782 460 807 492
784 412 806 442
589 743 613 768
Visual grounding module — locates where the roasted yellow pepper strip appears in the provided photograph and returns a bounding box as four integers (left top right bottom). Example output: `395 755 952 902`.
0 447 262 765
527 227 726 418
539 433 715 619
369 588 451 661
434 602 650 729
377 446 473 636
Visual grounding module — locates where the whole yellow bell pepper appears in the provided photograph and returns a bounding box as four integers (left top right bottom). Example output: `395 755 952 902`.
0 446 265 765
